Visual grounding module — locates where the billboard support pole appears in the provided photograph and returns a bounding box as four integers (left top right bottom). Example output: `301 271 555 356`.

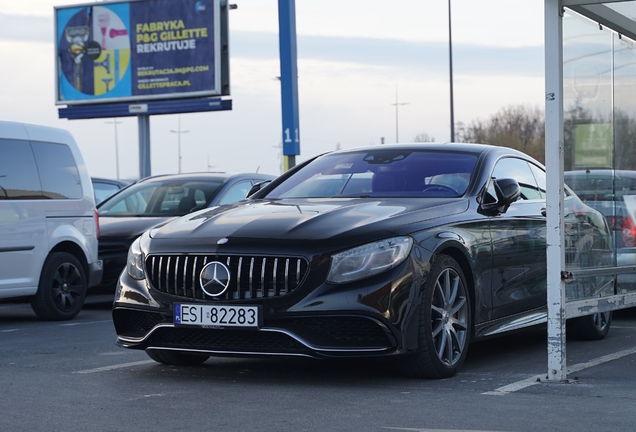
278 0 300 171
138 115 151 179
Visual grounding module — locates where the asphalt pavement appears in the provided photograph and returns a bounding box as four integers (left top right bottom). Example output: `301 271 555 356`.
1 296 635 431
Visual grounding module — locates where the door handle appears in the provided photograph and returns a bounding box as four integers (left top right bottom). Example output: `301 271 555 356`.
541 208 547 217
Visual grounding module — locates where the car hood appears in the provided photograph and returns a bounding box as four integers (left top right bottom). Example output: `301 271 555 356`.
99 216 176 240
149 198 469 242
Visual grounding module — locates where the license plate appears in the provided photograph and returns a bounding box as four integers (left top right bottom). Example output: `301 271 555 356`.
174 304 259 328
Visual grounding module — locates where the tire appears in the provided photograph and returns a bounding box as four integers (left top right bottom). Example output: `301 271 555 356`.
397 254 471 379
146 349 210 366
567 311 612 341
31 252 87 321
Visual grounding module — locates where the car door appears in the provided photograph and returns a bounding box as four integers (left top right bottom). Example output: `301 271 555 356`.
488 157 548 319
0 139 47 295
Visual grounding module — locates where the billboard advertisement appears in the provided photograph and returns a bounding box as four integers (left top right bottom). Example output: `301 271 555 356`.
55 0 227 105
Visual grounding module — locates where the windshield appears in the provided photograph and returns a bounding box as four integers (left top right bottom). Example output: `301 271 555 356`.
266 150 478 199
98 179 223 216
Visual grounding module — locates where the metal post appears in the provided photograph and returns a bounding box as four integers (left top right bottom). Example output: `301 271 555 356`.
545 0 567 382
170 115 189 174
278 0 300 171
105 118 121 179
138 115 151 179
391 84 409 143
448 0 455 142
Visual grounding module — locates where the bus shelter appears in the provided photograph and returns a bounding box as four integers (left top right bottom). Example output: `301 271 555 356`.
545 0 636 381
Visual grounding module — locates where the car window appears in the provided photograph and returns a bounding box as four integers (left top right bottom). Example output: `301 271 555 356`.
31 141 83 199
0 139 42 199
528 163 547 198
267 150 478 199
93 182 121 204
99 180 223 216
492 157 542 200
218 180 254 205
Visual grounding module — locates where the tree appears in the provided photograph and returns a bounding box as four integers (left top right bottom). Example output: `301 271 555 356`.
457 104 545 163
412 133 435 143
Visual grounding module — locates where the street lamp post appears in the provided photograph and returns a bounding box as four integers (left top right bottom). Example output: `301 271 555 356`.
391 84 409 143
105 118 122 179
170 115 189 174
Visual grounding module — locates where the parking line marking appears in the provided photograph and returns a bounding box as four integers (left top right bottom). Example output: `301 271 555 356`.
60 320 113 327
74 360 155 374
383 428 504 432
482 346 636 396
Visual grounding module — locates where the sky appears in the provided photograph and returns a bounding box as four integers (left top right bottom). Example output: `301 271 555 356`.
0 0 545 180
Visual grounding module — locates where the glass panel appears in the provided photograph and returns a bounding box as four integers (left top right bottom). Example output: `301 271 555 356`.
93 182 121 204
267 150 477 199
98 180 222 216
218 180 253 205
31 141 83 200
563 11 616 300
492 158 542 200
603 1 636 21
613 32 636 293
563 11 613 171
0 139 42 200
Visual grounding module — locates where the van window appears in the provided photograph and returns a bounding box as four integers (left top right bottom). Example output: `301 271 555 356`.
0 139 42 200
32 141 83 199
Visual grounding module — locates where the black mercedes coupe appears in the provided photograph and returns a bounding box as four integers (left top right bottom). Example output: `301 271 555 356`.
112 143 613 378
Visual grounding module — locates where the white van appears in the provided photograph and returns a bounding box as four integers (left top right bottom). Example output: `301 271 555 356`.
0 121 101 320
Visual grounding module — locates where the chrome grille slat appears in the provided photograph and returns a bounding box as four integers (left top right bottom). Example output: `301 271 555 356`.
248 258 254 299
191 257 198 298
272 258 278 297
284 259 290 295
182 257 188 296
146 254 308 301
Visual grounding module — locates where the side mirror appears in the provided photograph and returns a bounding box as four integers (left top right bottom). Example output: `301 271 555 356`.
480 178 520 215
247 180 271 198
494 178 521 210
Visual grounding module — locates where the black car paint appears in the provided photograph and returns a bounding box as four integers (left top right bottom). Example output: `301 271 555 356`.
112 144 611 372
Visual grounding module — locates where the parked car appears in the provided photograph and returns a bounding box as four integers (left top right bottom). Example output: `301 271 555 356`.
94 172 274 294
564 169 636 289
112 144 613 378
0 120 101 320
91 177 135 204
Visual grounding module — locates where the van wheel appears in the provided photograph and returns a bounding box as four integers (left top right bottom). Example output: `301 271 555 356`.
31 252 87 321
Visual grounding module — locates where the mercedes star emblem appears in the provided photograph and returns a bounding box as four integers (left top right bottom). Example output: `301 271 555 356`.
199 261 231 297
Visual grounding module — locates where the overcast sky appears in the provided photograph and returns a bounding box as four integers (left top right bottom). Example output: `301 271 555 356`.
0 0 545 179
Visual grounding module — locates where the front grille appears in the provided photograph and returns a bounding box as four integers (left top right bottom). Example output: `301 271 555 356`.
147 327 311 354
146 254 309 300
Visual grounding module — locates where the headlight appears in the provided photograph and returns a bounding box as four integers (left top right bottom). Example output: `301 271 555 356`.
126 236 145 280
327 236 413 284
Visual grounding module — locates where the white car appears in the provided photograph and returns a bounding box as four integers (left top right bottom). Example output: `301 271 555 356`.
0 121 102 320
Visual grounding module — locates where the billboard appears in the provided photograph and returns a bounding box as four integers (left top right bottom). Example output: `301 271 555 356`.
55 0 228 105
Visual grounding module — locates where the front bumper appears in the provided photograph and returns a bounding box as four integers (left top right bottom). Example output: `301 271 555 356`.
112 258 421 359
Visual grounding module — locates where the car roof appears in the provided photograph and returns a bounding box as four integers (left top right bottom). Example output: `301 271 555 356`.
329 142 541 165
